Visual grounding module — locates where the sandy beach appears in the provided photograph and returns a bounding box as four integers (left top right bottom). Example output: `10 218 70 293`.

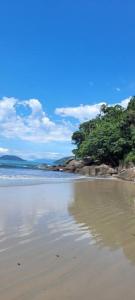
1 179 135 299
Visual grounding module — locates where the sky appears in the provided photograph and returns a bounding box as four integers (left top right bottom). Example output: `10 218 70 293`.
0 0 135 160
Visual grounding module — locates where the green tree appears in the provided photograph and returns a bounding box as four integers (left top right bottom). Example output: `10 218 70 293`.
72 97 135 166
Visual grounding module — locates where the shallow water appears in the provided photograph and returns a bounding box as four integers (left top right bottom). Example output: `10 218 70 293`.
0 168 85 186
1 179 135 299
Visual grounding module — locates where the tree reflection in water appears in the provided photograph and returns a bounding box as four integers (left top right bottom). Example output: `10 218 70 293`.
69 179 135 264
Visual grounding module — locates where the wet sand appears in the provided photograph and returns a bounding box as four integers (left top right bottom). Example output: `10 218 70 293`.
1 180 135 299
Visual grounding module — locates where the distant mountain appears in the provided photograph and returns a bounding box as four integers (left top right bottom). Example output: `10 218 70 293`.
54 156 74 166
0 155 25 161
33 158 54 165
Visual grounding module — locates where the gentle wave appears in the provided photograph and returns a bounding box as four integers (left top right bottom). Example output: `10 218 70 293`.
0 168 87 186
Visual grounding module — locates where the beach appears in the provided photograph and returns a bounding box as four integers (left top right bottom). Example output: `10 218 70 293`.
1 179 135 299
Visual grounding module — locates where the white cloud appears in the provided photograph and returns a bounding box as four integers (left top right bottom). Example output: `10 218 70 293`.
23 98 43 115
0 97 74 143
31 152 63 159
55 103 105 122
120 96 131 108
12 150 64 160
0 147 9 154
116 87 121 92
55 97 132 122
0 97 17 121
0 96 132 145
36 152 63 159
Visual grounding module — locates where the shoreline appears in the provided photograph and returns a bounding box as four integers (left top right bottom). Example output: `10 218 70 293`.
0 175 121 189
46 159 135 183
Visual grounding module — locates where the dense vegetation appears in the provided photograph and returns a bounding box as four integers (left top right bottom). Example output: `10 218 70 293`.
72 96 135 167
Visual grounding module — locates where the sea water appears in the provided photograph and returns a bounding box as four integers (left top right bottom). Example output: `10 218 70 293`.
0 166 84 186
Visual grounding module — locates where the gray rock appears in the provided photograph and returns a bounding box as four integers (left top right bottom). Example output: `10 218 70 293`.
95 164 117 176
118 168 135 181
79 164 117 176
79 166 94 176
65 159 84 172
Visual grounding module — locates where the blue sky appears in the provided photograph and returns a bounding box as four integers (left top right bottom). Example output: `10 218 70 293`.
0 0 135 159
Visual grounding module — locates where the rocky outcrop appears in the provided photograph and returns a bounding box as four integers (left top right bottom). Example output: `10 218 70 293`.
58 160 117 176
65 159 84 172
95 164 117 176
118 168 135 181
79 164 117 176
47 160 118 176
45 158 135 181
47 165 65 171
78 166 96 176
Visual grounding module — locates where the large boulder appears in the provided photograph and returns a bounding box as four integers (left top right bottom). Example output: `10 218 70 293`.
118 168 135 181
65 159 84 172
95 164 117 176
79 166 96 176
79 164 117 176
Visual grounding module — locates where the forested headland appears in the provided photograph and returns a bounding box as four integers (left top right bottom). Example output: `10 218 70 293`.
72 96 135 167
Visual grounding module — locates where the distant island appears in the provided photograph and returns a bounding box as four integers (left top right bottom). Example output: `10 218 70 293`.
0 155 25 161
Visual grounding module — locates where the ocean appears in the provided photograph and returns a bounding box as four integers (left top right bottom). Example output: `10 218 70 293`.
0 160 84 186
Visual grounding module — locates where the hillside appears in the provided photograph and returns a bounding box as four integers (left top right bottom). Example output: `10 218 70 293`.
0 155 25 161
34 158 54 165
54 156 74 166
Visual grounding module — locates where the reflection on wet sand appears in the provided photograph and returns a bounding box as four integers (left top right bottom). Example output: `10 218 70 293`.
1 180 135 299
0 183 73 249
69 179 135 264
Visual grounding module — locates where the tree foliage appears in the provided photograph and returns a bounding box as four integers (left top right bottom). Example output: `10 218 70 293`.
72 97 135 166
